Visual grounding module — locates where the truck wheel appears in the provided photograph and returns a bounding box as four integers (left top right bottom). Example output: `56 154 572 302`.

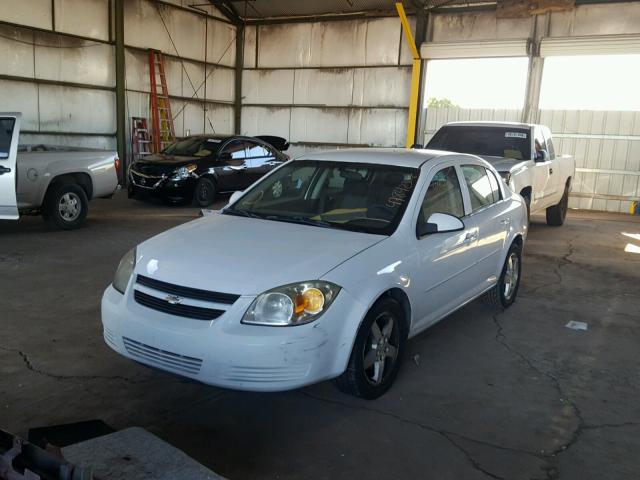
482 242 522 308
546 186 569 226
335 298 406 399
43 183 89 230
194 177 217 207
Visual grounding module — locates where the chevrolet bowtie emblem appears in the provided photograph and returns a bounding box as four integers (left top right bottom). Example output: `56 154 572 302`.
164 295 182 305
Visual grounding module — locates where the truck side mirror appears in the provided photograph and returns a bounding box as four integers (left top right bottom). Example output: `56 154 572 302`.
535 149 549 162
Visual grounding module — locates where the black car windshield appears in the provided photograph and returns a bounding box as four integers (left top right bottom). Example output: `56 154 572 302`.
224 160 420 236
427 126 531 160
162 137 219 157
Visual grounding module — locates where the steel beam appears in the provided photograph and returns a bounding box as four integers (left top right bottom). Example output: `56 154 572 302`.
114 0 126 182
235 24 243 134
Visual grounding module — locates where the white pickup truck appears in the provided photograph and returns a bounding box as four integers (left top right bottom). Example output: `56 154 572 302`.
0 113 119 229
426 121 575 226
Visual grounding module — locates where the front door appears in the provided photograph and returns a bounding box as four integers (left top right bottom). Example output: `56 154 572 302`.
218 139 250 191
532 126 553 210
410 164 481 332
0 113 20 220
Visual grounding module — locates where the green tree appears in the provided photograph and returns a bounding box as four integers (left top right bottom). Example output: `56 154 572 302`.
427 97 458 108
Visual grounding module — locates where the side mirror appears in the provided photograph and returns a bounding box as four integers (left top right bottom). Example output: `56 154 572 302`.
534 149 549 162
417 213 464 237
229 190 243 205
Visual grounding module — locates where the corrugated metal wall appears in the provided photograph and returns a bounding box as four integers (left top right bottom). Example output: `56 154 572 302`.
0 0 237 154
240 17 415 157
423 107 640 214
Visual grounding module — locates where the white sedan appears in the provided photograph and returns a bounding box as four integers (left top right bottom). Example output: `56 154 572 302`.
102 149 528 399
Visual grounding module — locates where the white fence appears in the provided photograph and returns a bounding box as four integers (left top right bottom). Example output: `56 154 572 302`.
423 108 640 213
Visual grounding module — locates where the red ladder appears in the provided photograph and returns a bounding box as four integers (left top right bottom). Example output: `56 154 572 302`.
131 117 152 161
148 49 175 153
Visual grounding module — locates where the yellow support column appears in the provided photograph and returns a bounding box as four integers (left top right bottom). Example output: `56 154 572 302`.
395 2 422 148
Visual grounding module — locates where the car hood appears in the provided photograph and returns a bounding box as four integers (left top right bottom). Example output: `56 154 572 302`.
135 213 386 296
478 155 528 172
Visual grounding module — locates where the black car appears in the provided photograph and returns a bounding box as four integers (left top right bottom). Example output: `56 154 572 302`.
128 134 289 206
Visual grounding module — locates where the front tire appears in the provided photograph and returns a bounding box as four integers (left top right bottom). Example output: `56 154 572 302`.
43 183 89 230
335 298 406 399
482 242 522 308
194 177 217 207
546 186 569 226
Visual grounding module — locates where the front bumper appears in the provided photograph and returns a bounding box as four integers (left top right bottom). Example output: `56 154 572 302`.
129 170 196 199
101 283 367 392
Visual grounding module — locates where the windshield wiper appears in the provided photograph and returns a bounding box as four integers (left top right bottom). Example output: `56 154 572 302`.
223 209 264 219
263 214 333 228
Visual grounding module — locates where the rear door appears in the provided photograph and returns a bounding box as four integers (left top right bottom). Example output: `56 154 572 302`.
217 139 250 191
245 140 282 185
0 113 20 219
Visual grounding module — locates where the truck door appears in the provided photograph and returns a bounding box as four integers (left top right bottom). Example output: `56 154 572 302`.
0 113 19 220
532 126 553 211
542 126 562 203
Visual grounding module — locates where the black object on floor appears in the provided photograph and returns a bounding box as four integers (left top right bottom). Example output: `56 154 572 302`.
28 420 115 448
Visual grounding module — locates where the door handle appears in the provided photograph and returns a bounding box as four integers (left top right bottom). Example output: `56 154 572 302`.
464 232 478 243
228 165 244 171
500 218 511 225
549 167 554 174
0 166 11 175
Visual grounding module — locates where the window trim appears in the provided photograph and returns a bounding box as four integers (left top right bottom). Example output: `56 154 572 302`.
459 164 501 214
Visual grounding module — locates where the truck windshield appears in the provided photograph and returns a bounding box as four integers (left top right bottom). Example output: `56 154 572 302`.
224 160 420 236
427 126 531 160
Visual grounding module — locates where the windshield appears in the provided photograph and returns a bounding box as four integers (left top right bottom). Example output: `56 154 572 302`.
162 137 219 157
224 160 420 235
427 126 531 160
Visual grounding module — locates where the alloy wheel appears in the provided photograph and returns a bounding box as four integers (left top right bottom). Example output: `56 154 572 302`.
58 192 81 222
502 252 520 301
363 312 400 385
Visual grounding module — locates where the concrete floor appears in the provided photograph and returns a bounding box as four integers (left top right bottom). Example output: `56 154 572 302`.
1 191 639 480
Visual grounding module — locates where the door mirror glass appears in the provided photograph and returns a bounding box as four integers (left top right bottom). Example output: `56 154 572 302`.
229 190 243 204
417 213 464 237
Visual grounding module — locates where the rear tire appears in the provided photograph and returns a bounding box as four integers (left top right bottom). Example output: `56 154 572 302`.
43 182 89 230
482 242 522 309
194 177 217 207
335 298 406 399
546 186 569 226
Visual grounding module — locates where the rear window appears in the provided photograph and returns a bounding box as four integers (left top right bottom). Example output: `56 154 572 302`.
427 126 531 160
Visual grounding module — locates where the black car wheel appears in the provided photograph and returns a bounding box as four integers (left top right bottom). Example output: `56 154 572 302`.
335 298 406 399
194 177 217 207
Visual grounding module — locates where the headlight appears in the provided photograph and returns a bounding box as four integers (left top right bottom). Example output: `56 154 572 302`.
113 248 136 294
170 163 197 181
242 281 341 326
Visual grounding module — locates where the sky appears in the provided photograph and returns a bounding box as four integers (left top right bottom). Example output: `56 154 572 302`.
424 54 640 111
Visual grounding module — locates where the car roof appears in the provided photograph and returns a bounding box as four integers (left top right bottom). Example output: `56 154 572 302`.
444 120 533 129
297 148 466 168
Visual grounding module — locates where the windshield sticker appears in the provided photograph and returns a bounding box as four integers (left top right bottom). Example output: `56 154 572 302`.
206 138 222 143
505 132 527 139
386 174 418 208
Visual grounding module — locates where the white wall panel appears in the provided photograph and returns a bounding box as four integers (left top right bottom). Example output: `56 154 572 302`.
206 18 236 67
204 67 234 102
258 23 312 68
0 27 35 78
399 16 416 65
204 104 234 135
243 25 257 68
242 70 294 104
0 80 39 130
34 34 115 87
180 60 205 99
124 49 149 92
309 21 367 67
365 17 402 66
54 0 109 41
20 133 116 150
349 109 407 147
293 69 353 106
358 67 411 107
431 11 531 42
549 3 640 37
240 106 291 139
39 85 115 133
290 108 349 144
0 0 52 30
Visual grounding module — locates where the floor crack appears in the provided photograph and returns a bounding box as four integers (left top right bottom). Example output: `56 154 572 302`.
0 345 144 384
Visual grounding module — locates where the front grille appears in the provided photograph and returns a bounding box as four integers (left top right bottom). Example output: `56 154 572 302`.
130 170 163 189
136 274 240 305
134 290 224 320
123 337 202 375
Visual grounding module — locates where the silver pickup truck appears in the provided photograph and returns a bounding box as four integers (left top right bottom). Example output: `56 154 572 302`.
0 113 119 229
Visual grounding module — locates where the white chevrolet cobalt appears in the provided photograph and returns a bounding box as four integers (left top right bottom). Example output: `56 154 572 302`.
102 149 528 398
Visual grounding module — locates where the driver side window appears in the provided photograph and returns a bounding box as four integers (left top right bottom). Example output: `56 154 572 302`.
418 166 465 226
